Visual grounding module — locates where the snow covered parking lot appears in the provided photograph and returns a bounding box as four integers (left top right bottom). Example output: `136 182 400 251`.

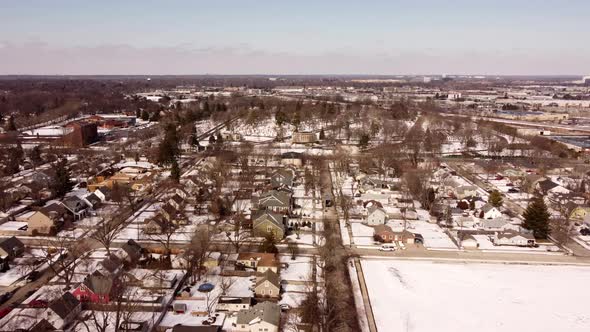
361 259 590 332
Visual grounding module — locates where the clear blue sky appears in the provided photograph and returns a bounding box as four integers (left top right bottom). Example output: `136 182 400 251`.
1 0 589 75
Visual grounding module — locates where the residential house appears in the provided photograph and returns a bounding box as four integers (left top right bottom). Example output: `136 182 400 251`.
144 216 167 234
160 203 177 222
235 301 280 332
392 230 416 244
44 292 81 330
94 187 112 202
72 271 115 303
168 194 184 211
254 269 281 298
362 178 397 191
366 206 387 226
481 203 502 220
236 253 279 273
61 196 89 220
83 193 102 209
280 152 303 167
96 255 123 277
252 211 285 239
292 131 317 144
480 216 510 231
373 224 396 243
116 239 143 264
0 236 25 261
461 235 479 249
568 204 590 221
270 169 295 189
456 186 479 199
492 231 536 247
216 296 253 312
255 190 292 214
27 203 67 235
174 186 190 200
536 179 570 195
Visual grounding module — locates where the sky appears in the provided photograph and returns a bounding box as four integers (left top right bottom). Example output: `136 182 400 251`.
1 0 589 75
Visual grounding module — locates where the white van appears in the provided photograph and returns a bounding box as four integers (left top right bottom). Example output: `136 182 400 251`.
379 244 396 251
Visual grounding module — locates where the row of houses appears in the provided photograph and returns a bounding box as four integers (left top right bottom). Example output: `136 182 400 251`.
2 189 110 236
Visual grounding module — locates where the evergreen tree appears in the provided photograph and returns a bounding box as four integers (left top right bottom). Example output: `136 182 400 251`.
488 190 503 207
157 124 180 165
216 132 224 145
522 196 551 239
51 158 72 198
5 117 17 131
29 145 43 166
141 110 150 121
209 135 216 144
358 133 370 149
170 159 180 183
135 109 141 118
319 128 326 140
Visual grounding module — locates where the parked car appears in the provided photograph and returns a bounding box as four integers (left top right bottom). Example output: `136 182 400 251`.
508 188 519 193
379 244 396 252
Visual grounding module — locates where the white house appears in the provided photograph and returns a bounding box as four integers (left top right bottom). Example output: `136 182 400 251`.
366 206 387 225
493 231 536 247
481 204 502 220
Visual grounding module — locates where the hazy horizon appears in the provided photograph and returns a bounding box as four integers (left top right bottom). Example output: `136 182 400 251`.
1 0 589 75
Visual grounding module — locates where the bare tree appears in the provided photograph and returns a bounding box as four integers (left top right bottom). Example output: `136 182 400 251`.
225 212 251 253
38 236 90 290
185 225 212 283
90 215 126 255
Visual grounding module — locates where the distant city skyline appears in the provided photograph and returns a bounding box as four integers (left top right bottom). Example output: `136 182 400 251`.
1 0 589 75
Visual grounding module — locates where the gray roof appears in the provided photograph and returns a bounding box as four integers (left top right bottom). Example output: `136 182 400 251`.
252 210 285 230
498 231 535 240
83 272 114 294
0 236 24 255
256 269 281 289
236 301 280 327
49 292 80 319
538 179 559 191
61 196 89 213
257 190 291 208
482 217 508 228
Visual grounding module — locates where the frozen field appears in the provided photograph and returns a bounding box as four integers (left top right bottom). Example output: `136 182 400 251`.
361 260 590 332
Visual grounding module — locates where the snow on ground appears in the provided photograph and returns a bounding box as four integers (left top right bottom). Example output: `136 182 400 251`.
348 260 371 332
387 219 457 249
472 234 561 253
362 259 590 332
280 255 316 283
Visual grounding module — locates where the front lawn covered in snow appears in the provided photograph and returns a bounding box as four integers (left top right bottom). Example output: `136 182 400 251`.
361 259 590 332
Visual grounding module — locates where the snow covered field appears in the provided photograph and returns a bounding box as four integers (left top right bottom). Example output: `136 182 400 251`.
362 260 590 332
